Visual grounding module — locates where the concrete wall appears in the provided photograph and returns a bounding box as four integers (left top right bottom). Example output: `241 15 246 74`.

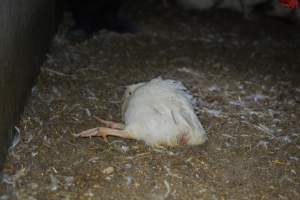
0 0 56 170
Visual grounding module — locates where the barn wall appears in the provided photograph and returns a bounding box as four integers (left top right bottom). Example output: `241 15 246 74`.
0 0 56 170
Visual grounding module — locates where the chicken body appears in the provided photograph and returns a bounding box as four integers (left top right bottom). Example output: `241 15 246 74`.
123 77 207 146
77 77 207 147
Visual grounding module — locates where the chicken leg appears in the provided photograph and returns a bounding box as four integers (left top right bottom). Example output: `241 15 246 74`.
75 127 134 142
75 116 132 142
93 116 125 129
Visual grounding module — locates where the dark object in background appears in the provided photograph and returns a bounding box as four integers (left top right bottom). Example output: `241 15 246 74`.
63 0 137 40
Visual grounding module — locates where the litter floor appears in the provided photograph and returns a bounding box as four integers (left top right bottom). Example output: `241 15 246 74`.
1 1 300 200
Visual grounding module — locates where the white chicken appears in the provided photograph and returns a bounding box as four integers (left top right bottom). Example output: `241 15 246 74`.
76 77 207 147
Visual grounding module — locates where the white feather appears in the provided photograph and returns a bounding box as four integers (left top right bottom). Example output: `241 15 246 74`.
123 77 207 147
